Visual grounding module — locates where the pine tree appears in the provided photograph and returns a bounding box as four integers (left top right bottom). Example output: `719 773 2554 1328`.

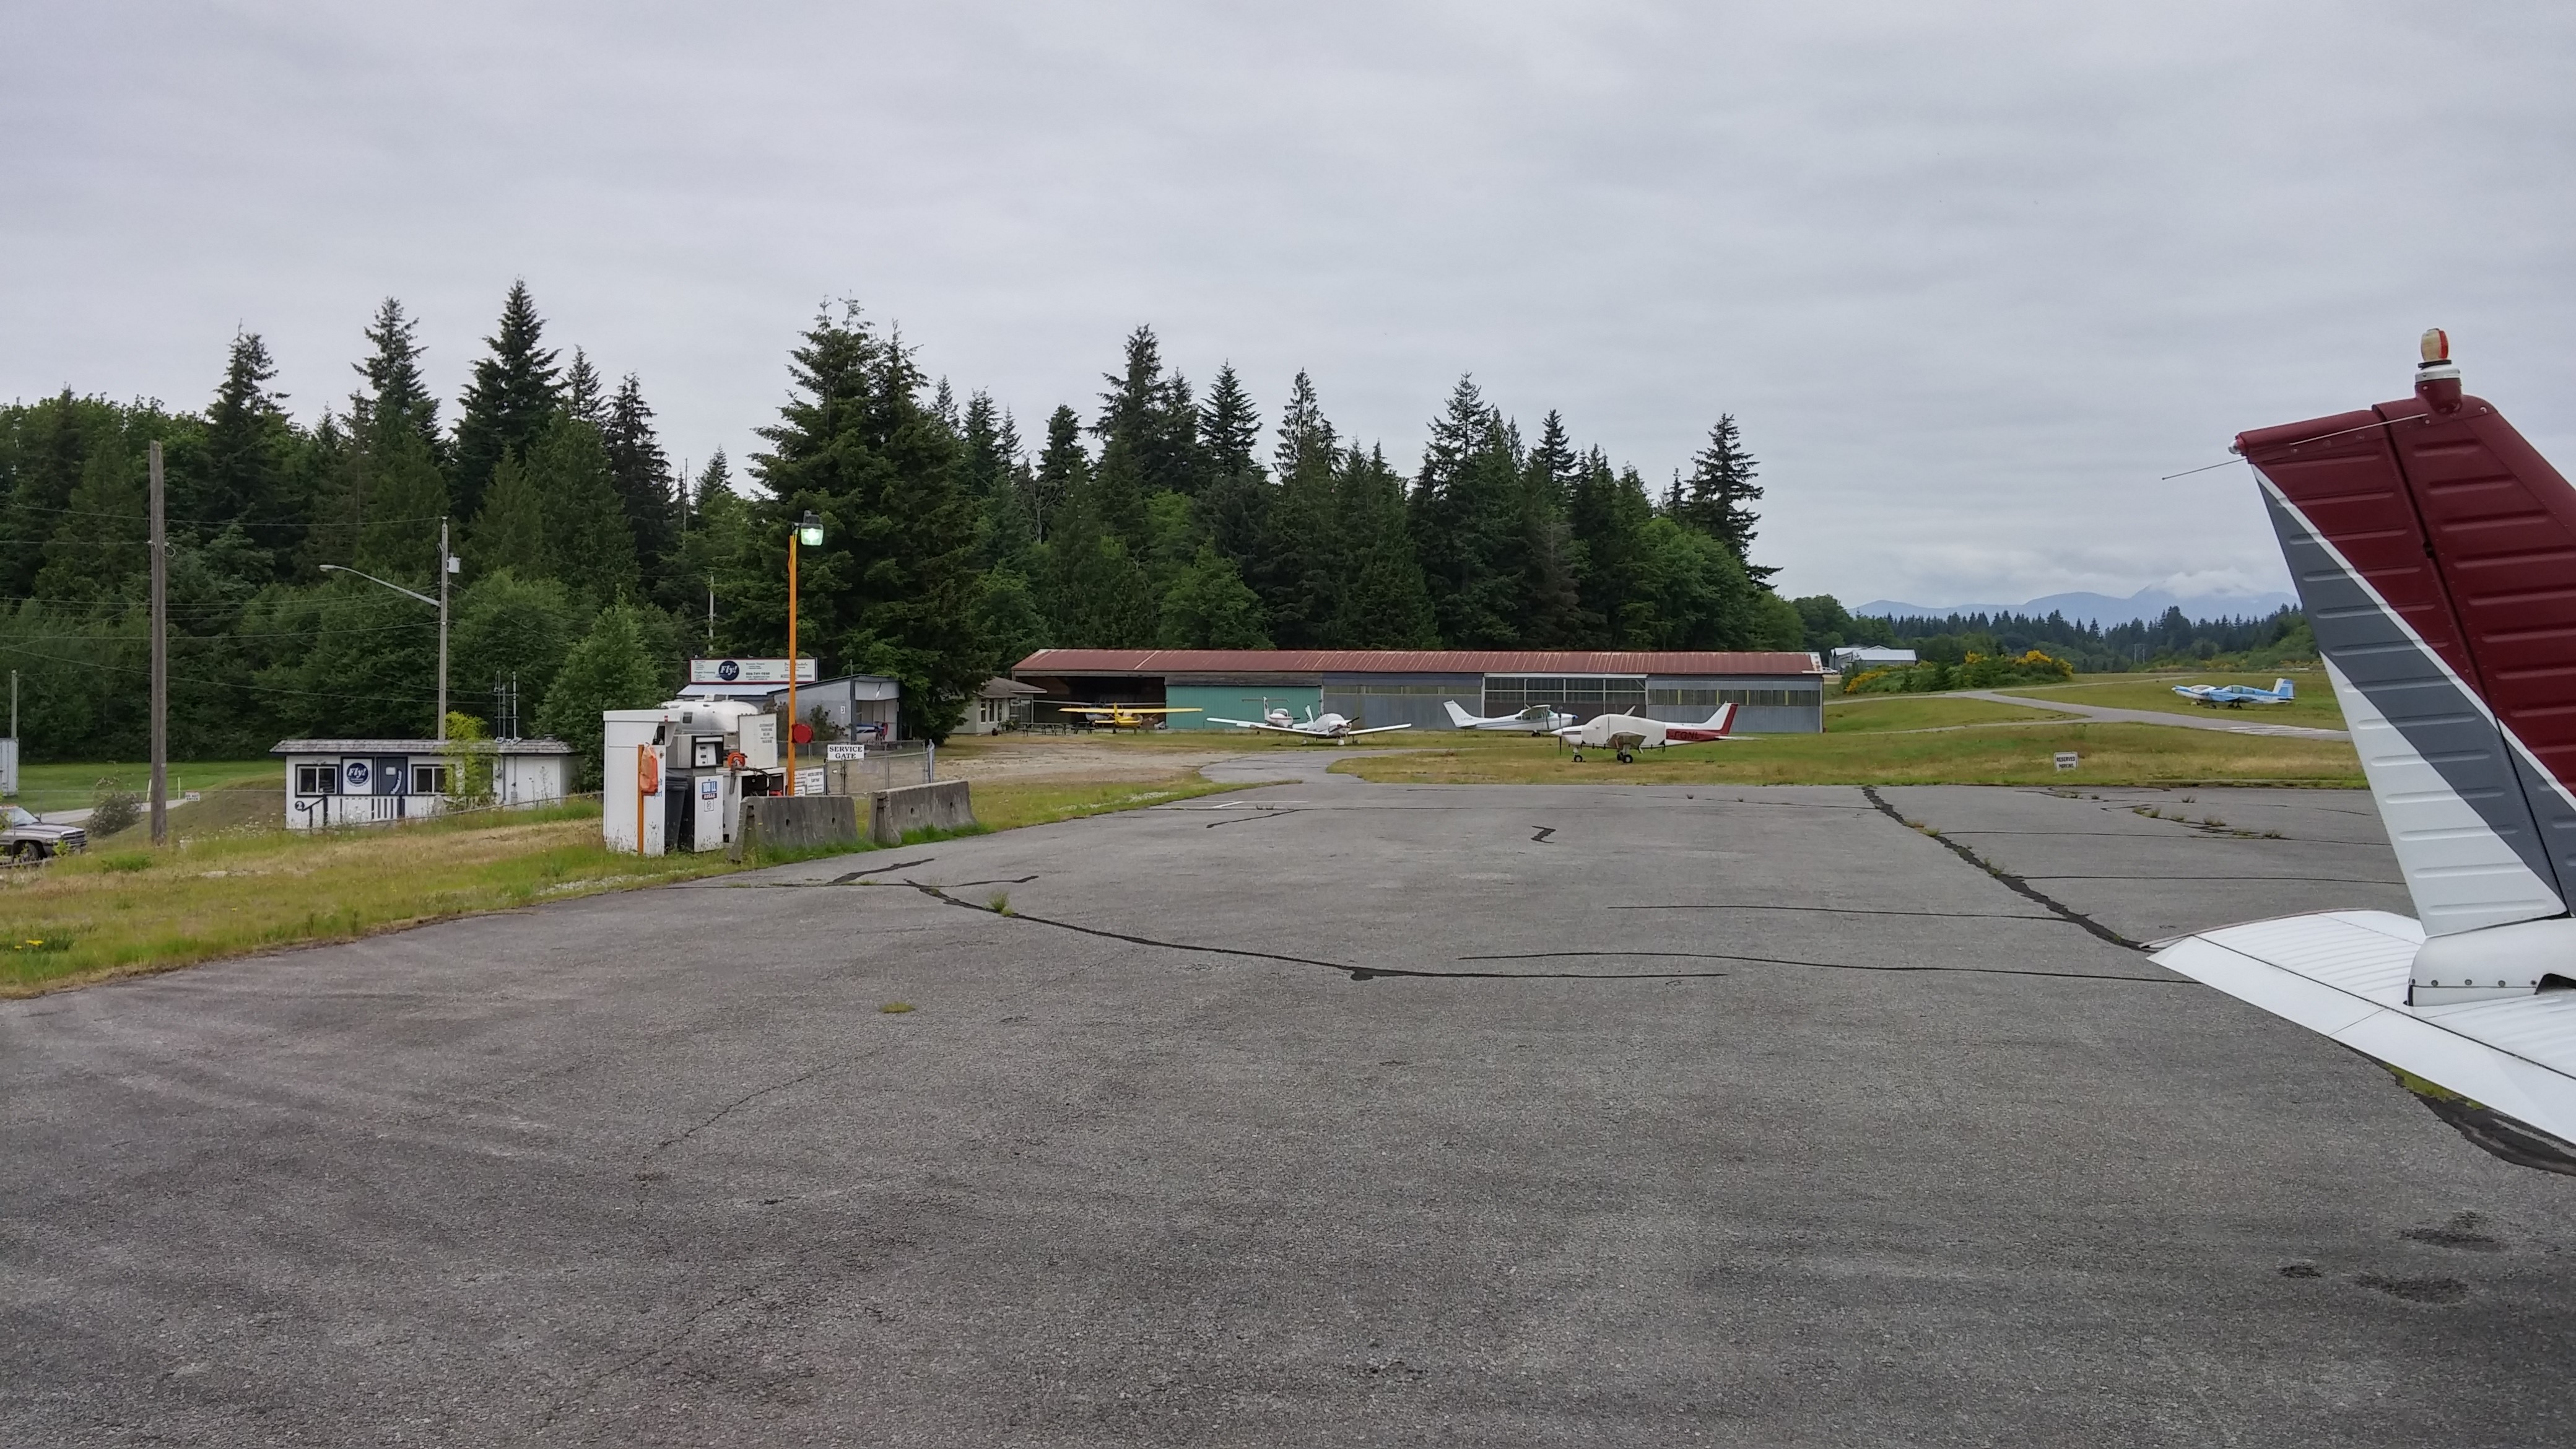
526 414 638 601
563 349 607 427
350 298 440 458
1568 453 1656 645
194 331 296 576
450 281 562 521
603 373 676 592
1409 376 1525 647
536 606 666 786
1030 404 1087 542
749 304 992 739
1675 414 1767 574
466 447 547 578
1255 370 1344 646
351 424 450 583
1159 542 1269 648
1515 411 1585 646
1198 363 1261 482
1332 445 1438 647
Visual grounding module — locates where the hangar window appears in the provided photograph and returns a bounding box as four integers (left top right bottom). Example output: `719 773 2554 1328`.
294 764 337 796
1484 676 1646 713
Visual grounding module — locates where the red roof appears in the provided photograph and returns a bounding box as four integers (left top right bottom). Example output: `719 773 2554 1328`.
1013 648 1822 676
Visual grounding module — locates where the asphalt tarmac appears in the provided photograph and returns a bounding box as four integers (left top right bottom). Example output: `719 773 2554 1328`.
6 761 2571 1447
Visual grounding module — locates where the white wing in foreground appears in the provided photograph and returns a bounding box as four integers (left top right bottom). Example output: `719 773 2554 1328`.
2153 912 2576 1169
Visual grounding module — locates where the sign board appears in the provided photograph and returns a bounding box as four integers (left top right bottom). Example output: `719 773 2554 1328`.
794 768 825 798
688 658 818 685
2054 751 2079 772
827 742 868 761
742 714 779 770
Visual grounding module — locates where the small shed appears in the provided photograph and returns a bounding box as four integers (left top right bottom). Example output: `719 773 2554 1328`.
960 677 1045 735
272 738 572 830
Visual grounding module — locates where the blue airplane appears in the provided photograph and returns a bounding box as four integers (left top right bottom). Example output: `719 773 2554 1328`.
2172 677 2295 708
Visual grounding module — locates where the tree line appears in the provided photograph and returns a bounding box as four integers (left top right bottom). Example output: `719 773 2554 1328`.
0 288 1801 768
1787 596 2313 672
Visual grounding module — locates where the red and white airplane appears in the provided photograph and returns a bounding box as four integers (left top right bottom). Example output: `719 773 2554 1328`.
2151 330 2576 1172
1556 703 1739 762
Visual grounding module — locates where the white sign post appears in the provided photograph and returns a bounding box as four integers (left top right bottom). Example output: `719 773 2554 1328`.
2053 751 2079 772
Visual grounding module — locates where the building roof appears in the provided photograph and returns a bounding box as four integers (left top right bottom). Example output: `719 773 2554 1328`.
272 738 572 755
981 676 1048 697
1013 648 1824 676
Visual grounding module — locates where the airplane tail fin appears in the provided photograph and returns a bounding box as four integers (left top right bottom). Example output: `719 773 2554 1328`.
1703 703 1736 734
2240 341 2576 999
1443 700 1474 727
2273 678 2295 699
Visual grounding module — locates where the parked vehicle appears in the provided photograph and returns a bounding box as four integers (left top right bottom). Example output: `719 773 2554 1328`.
2 805 87 861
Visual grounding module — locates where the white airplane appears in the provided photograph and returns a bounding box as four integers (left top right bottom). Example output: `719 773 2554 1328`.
2150 331 2576 1173
1556 705 1739 762
1206 705 1412 744
2172 677 2296 708
1443 700 1576 734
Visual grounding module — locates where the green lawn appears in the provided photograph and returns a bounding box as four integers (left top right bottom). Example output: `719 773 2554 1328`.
1998 668 2346 729
8 759 277 816
1332 719 2361 788
1824 695 2076 733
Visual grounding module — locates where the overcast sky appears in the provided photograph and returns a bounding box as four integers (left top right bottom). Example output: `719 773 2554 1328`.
5 2 2570 607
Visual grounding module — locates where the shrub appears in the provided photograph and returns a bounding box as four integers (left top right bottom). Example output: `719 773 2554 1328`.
87 781 141 838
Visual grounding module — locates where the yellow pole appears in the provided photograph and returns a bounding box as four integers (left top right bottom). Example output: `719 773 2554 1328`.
786 528 799 789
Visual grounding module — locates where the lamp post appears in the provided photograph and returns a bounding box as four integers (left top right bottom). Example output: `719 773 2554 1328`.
787 510 823 786
321 518 458 740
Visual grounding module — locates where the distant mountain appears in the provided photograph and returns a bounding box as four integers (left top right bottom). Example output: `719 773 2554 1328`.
1853 587 2299 627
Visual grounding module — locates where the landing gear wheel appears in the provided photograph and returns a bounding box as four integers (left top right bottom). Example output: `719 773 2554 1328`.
1616 749 1634 764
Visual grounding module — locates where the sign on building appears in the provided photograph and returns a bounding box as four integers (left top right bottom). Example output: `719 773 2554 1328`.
689 658 819 685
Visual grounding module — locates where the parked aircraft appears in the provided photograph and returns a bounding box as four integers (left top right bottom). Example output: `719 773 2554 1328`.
1056 703 1201 731
2149 331 2576 1173
1443 700 1577 733
1206 706 1411 744
2173 678 2296 708
1556 705 1739 762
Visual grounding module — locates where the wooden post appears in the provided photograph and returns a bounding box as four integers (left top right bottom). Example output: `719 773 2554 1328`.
148 440 168 845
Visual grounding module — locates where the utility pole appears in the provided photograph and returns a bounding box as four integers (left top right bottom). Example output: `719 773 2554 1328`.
437 516 451 741
148 440 168 845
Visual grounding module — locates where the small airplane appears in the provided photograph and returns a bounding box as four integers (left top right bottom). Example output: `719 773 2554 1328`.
2150 331 2576 1173
1055 703 1201 731
2172 677 2296 708
1206 705 1412 744
1556 705 1739 762
1443 700 1577 734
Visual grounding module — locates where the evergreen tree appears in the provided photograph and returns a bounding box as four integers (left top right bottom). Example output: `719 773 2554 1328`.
449 281 562 521
466 448 547 578
33 432 149 603
1515 411 1584 646
1567 452 1656 645
1198 363 1261 482
603 373 676 591
350 424 450 583
1029 404 1087 542
1674 414 1767 573
748 304 991 739
690 450 731 515
1332 445 1438 647
350 297 441 456
536 606 666 786
452 569 580 733
563 349 607 427
191 331 297 575
524 414 638 601
1159 542 1269 648
1409 376 1526 647
1255 370 1343 646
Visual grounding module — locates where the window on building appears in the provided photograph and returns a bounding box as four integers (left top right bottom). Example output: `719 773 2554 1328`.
411 763 451 795
1483 676 1647 713
294 764 337 796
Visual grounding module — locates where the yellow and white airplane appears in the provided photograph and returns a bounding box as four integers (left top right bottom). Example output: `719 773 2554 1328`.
1055 703 1202 731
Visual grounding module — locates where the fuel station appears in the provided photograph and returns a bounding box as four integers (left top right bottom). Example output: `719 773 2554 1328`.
603 699 783 856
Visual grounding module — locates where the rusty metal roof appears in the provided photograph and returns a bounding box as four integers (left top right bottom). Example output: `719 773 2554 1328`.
1012 649 1823 676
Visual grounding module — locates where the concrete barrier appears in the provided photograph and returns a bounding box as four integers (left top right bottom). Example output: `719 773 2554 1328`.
870 780 976 845
730 796 862 860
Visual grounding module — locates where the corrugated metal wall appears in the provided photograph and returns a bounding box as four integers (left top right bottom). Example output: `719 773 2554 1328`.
1322 673 1484 731
1164 683 1323 729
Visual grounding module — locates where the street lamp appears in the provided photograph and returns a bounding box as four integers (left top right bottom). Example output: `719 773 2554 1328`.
787 510 822 785
320 518 459 741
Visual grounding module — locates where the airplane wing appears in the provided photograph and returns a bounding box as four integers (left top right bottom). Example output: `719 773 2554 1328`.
2152 913 2576 1162
1207 717 1320 736
1341 724 1412 736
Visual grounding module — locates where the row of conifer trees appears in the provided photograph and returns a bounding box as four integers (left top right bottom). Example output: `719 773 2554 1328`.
0 285 1798 765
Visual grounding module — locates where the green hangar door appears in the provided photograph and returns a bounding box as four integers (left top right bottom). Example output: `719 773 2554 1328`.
1164 682 1323 729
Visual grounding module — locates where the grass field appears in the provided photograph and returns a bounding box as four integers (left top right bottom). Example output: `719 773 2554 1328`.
1823 695 2075 732
2 770 1243 996
1333 719 2362 788
7 759 277 816
1995 669 2347 729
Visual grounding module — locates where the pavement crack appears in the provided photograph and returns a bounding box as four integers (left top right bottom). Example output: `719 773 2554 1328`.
1860 786 2142 951
904 882 1728 981
1205 809 1302 829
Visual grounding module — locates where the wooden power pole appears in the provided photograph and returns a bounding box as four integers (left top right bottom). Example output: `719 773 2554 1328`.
148 440 168 845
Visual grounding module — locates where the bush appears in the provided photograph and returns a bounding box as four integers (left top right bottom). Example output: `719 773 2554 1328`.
87 781 141 838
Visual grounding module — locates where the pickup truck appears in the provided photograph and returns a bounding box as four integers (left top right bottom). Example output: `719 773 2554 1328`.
2 805 87 861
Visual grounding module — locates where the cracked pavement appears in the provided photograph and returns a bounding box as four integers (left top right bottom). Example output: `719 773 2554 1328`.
4 768 2572 1446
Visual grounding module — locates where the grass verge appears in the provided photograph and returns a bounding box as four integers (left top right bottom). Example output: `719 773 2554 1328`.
1824 695 2076 732
7 759 277 816
1329 720 2362 788
2 770 1243 996
1997 669 2347 730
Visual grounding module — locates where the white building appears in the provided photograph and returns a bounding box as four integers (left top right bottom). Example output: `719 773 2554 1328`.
1828 646 1918 671
272 738 572 830
960 677 1045 734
